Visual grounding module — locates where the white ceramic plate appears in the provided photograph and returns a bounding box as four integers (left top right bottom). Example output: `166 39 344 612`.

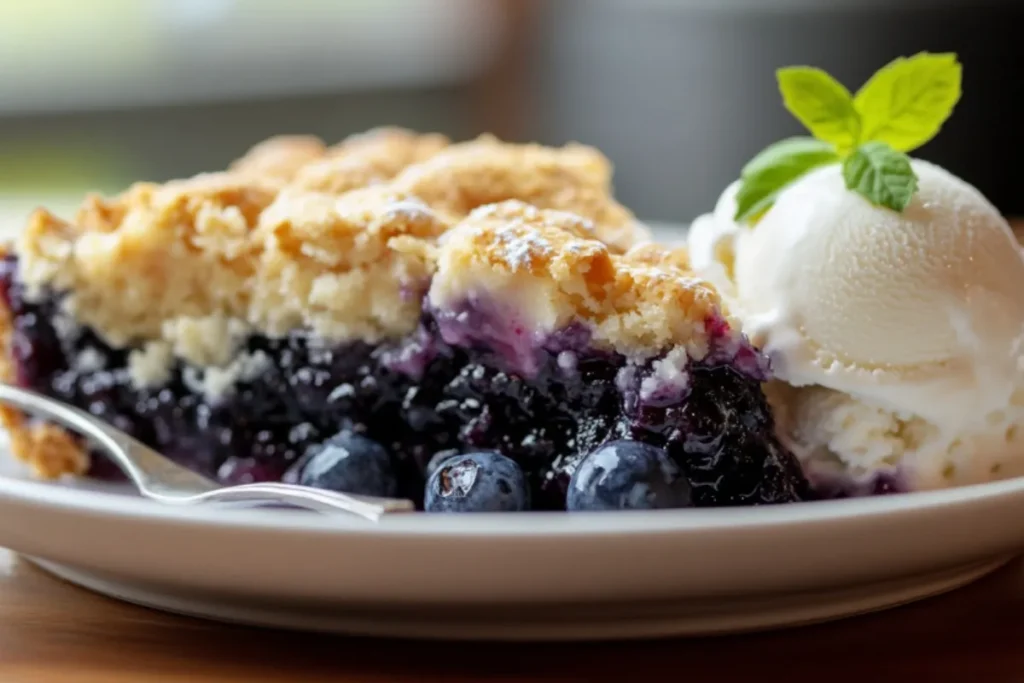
1 454 1023 640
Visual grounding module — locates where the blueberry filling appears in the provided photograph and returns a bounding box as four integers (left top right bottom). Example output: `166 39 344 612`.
0 255 808 509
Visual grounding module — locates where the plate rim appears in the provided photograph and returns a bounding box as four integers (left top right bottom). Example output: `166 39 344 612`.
3 463 1024 538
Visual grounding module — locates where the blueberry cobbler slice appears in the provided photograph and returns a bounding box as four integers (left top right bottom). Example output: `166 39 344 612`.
0 129 807 511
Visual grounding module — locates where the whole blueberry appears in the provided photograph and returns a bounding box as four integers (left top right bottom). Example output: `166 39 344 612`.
424 452 529 512
567 440 692 511
297 430 397 497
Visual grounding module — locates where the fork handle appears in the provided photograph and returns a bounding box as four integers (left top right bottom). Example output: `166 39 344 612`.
162 483 417 520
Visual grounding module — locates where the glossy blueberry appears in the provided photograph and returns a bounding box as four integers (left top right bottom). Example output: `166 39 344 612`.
566 440 692 511
424 452 529 512
297 430 397 497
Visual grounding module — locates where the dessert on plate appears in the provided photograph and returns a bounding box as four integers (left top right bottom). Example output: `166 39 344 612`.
0 129 807 511
688 52 1024 496
4 53 1013 510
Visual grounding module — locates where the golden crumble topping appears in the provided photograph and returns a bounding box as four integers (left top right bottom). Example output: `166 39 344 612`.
390 135 648 252
232 127 449 190
259 130 645 250
290 128 450 194
624 242 692 272
330 126 449 158
430 201 721 359
230 135 328 181
19 180 449 367
250 186 449 341
8 421 89 479
19 173 280 348
13 129 703 374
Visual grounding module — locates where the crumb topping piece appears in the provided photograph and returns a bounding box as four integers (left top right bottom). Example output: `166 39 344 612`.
430 201 721 359
291 128 450 194
251 186 448 341
237 129 647 250
231 127 450 187
389 134 648 252
624 241 692 272
230 135 328 181
19 173 280 347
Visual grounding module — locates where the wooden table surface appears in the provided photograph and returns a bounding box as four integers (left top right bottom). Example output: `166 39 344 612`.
0 548 1023 682
0 222 1020 682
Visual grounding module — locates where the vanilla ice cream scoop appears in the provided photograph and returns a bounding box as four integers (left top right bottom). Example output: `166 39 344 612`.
688 159 1024 493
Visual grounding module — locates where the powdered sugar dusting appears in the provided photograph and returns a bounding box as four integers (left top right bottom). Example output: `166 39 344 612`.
382 197 434 221
496 224 551 271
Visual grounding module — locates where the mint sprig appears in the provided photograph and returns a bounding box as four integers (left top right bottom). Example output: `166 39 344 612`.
734 52 961 223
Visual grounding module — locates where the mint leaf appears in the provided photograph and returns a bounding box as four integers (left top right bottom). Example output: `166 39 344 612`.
734 137 841 222
741 136 839 177
777 67 861 152
842 141 918 212
854 52 962 152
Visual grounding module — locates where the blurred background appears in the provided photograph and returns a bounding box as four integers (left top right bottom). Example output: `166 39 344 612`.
1 0 1021 228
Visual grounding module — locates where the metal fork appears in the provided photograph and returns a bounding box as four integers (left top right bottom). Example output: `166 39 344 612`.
0 383 416 521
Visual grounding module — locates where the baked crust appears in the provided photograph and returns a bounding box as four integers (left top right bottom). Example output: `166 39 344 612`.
17 131 655 350
387 134 647 252
290 128 450 194
431 201 720 359
230 135 328 181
